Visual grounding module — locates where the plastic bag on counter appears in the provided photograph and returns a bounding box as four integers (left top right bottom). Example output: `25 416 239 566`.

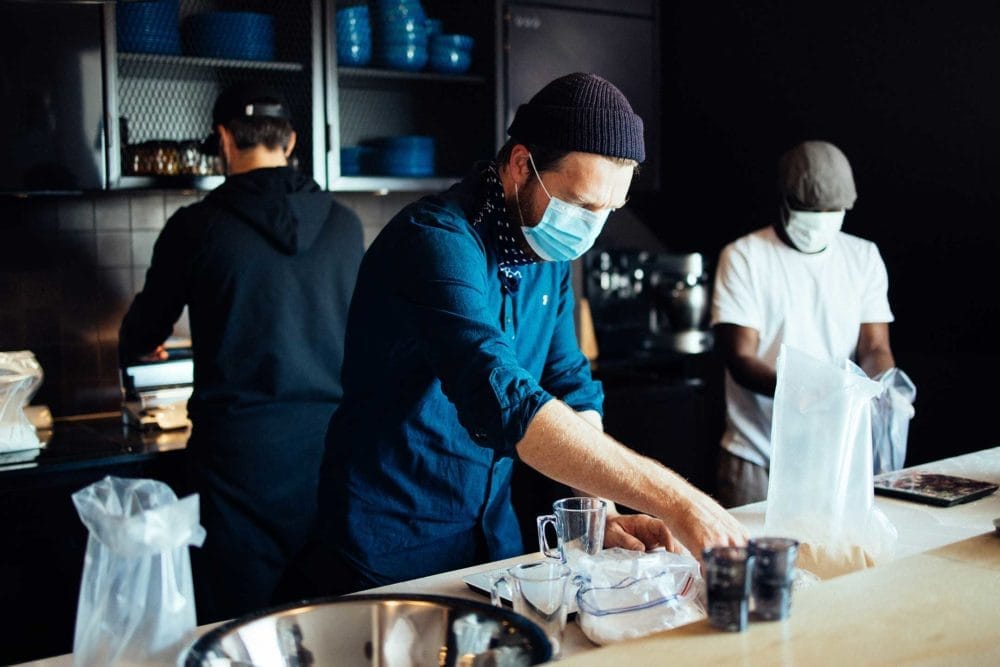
764 344 897 580
572 547 706 645
72 476 205 667
871 367 916 474
0 350 44 452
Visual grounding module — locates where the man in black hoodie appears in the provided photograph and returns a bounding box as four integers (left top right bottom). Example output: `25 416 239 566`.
118 82 365 623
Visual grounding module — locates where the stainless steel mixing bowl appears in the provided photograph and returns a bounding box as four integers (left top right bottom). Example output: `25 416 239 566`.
183 593 552 666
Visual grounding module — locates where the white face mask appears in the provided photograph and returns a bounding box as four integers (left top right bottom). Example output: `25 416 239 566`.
784 207 845 253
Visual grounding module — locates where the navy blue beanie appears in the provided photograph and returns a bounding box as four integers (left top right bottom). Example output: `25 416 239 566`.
507 72 645 163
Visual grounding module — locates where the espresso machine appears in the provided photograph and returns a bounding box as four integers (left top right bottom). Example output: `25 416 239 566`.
584 249 714 358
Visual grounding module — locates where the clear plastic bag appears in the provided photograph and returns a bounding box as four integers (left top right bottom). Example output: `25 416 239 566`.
764 344 897 580
72 476 206 666
0 350 44 452
572 548 706 645
871 367 916 474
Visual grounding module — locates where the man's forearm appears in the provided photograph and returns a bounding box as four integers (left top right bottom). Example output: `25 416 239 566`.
518 400 708 532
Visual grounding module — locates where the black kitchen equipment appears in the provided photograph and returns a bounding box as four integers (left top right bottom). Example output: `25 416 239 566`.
120 348 193 431
584 249 713 358
646 251 713 354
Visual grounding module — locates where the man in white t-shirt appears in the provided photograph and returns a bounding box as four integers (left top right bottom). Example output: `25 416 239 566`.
710 140 897 507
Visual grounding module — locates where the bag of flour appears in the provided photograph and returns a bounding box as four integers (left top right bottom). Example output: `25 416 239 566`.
764 344 897 579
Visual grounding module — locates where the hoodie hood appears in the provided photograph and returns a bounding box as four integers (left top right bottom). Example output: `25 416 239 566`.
205 166 331 255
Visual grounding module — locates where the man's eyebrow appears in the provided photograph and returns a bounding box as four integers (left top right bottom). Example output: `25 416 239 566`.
566 190 628 210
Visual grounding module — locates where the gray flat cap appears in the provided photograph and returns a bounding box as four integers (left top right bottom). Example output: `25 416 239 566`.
777 140 857 210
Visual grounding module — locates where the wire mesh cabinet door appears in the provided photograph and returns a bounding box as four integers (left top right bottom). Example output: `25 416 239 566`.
107 0 325 190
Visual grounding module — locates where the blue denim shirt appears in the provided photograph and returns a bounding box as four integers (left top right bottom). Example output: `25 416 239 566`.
316 168 604 585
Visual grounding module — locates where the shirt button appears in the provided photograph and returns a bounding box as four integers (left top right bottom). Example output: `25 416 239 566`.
473 430 488 442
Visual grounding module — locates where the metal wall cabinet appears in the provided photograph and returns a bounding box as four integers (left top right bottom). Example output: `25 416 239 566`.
504 0 660 191
0 2 107 194
105 0 326 190
327 1 502 192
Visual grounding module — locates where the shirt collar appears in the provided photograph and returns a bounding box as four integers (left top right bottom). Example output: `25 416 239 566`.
471 161 536 293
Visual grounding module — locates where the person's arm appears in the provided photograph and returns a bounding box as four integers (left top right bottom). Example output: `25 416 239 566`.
857 322 895 378
518 399 748 558
714 322 777 397
119 210 193 364
568 410 681 553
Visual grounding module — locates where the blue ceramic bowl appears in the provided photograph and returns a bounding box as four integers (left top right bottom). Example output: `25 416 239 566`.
431 33 474 51
340 146 368 175
182 11 275 60
428 47 471 74
375 30 428 47
117 0 181 54
425 17 443 37
376 44 428 70
361 136 435 176
338 42 372 66
369 134 433 146
336 5 369 20
337 25 372 44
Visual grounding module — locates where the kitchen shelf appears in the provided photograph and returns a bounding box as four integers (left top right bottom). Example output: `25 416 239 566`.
329 175 460 193
119 52 305 72
116 174 223 191
337 67 486 85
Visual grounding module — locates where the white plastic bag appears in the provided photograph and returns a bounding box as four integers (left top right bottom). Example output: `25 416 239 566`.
0 350 44 452
572 548 706 645
871 367 916 474
72 476 205 667
764 345 897 580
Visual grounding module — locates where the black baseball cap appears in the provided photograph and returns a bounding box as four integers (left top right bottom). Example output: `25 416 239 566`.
200 82 292 155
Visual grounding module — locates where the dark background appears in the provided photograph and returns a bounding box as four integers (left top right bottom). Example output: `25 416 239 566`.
630 1 1000 468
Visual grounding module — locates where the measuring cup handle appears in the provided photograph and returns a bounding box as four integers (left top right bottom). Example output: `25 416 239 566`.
536 514 560 559
489 574 510 608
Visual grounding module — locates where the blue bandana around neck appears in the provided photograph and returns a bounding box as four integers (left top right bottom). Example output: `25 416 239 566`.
471 161 536 294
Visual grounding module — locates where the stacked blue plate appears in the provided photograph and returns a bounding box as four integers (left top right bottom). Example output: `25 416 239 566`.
429 33 474 74
370 0 429 71
182 11 275 61
361 135 434 176
117 0 181 55
336 5 371 67
340 146 368 176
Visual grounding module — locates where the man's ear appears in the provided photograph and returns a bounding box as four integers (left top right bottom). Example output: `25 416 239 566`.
217 125 234 155
285 130 297 158
508 143 532 186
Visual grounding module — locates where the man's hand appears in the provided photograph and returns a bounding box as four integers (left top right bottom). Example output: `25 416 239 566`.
138 345 169 362
604 513 682 554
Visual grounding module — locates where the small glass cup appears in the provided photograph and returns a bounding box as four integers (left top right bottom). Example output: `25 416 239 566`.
491 561 572 659
703 545 753 632
537 497 607 570
749 536 800 621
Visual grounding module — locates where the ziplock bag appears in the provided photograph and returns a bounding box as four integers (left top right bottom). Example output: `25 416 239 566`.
871 367 916 474
72 476 205 666
764 344 897 580
572 547 705 645
0 350 44 452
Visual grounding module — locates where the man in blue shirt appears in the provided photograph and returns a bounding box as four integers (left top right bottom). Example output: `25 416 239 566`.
291 73 747 595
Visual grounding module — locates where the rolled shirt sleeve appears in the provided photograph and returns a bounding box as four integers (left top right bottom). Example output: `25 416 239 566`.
397 219 556 455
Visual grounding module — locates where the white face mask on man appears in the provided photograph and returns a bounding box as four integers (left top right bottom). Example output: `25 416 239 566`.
783 206 845 253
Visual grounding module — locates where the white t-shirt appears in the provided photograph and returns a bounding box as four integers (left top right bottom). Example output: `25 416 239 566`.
710 226 894 467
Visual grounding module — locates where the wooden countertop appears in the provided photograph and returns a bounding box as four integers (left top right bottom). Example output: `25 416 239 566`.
560 531 1000 665
14 446 1000 666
